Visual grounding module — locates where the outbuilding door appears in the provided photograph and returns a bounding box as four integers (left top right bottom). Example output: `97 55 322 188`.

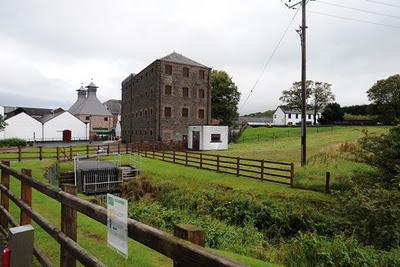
63 130 72 142
192 131 200 151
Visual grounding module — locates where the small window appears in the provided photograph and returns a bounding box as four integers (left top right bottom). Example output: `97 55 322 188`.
308 114 312 119
150 108 153 115
140 111 142 116
182 87 189 97
182 108 189 118
139 130 142 135
164 107 172 118
199 89 205 98
165 85 172 96
183 67 189 77
165 64 172 75
211 134 221 143
296 114 299 119
144 130 147 136
150 130 153 136
198 109 205 119
85 116 90 120
199 70 205 80
104 117 108 121
288 114 291 119
145 91 148 97
144 109 148 116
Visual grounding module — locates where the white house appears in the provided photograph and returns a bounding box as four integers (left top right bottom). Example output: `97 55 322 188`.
273 106 322 126
40 111 89 141
2 112 43 141
187 125 228 151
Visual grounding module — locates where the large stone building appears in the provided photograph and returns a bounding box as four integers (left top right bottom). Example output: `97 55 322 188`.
121 52 212 143
69 82 113 139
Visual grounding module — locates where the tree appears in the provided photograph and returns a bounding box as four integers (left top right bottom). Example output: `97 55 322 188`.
279 81 335 123
310 82 335 124
320 102 344 124
0 114 6 131
367 74 400 124
211 70 241 127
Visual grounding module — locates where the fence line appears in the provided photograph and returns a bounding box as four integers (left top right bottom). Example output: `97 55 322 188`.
0 161 244 267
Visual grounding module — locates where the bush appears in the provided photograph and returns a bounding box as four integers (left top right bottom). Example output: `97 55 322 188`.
0 138 26 147
281 233 400 267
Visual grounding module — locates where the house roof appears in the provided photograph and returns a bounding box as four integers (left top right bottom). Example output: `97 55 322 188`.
103 99 121 114
39 111 64 123
5 106 53 120
238 116 273 124
160 52 209 68
69 82 112 116
277 106 321 115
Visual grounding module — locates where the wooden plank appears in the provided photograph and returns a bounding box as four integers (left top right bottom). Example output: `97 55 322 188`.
20 168 32 225
174 224 205 267
61 184 77 267
1 160 10 228
18 146 22 162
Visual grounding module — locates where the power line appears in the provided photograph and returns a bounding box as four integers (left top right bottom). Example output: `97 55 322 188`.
317 0 400 20
365 0 400 8
240 6 301 109
309 10 400 30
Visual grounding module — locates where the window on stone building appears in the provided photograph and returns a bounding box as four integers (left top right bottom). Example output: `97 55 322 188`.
165 64 172 75
182 87 189 97
165 85 172 96
199 89 205 98
164 107 172 118
150 129 153 136
85 116 90 120
150 108 153 115
183 67 189 77
140 111 142 116
182 108 189 118
198 109 205 119
104 117 108 121
145 91 148 97
199 70 205 80
144 109 148 116
144 130 147 136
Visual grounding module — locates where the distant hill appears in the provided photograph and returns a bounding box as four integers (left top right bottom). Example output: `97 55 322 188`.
243 110 275 118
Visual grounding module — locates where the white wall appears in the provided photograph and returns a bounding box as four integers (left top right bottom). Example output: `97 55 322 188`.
273 108 286 125
0 106 4 139
2 112 43 141
188 125 228 150
43 112 88 141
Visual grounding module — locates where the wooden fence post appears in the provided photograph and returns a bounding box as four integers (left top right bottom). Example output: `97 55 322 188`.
152 149 155 159
325 172 331 194
20 168 32 225
199 154 203 169
1 161 10 228
56 147 60 161
97 145 100 154
107 144 110 155
18 146 22 162
69 146 73 160
145 150 147 158
162 150 165 161
185 152 188 166
61 184 77 267
39 146 43 160
173 224 205 267
118 144 120 154
260 160 264 181
290 163 294 187
86 145 89 157
217 155 220 172
236 157 240 176
173 150 176 163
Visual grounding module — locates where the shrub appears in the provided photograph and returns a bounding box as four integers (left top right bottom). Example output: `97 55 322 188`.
281 232 400 267
0 138 26 147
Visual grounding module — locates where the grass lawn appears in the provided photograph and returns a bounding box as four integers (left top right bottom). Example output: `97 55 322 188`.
2 160 281 267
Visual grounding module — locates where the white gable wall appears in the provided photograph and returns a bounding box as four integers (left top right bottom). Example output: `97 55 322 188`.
43 112 88 141
2 112 43 141
273 107 286 125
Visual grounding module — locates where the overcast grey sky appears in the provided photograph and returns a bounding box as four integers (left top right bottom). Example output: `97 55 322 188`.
0 0 399 115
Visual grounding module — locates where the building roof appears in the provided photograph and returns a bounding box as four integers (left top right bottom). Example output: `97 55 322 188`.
39 110 64 123
277 106 321 115
160 52 209 68
69 86 86 114
69 82 112 116
103 99 121 114
238 116 273 125
4 106 53 120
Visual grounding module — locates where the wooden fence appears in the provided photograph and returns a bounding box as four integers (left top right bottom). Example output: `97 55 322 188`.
134 149 294 186
0 161 244 267
0 143 131 162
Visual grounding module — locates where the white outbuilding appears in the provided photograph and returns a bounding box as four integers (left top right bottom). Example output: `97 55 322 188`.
187 125 229 151
40 111 89 141
273 106 322 126
2 112 43 141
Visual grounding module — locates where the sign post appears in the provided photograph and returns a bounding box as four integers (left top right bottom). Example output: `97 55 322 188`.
107 194 128 258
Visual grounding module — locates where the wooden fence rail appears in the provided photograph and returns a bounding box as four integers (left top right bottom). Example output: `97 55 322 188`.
0 161 244 267
134 148 294 186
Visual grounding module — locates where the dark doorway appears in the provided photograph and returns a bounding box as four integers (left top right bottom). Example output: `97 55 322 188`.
63 130 72 142
192 131 200 151
182 135 188 149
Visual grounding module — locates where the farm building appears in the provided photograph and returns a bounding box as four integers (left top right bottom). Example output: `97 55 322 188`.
69 82 113 139
273 106 322 126
238 117 273 127
187 125 228 151
40 111 89 141
1 111 43 141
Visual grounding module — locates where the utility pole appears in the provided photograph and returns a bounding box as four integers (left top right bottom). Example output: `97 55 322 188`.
285 0 308 166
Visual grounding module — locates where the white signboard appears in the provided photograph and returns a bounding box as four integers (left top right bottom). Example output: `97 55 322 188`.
107 194 128 258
